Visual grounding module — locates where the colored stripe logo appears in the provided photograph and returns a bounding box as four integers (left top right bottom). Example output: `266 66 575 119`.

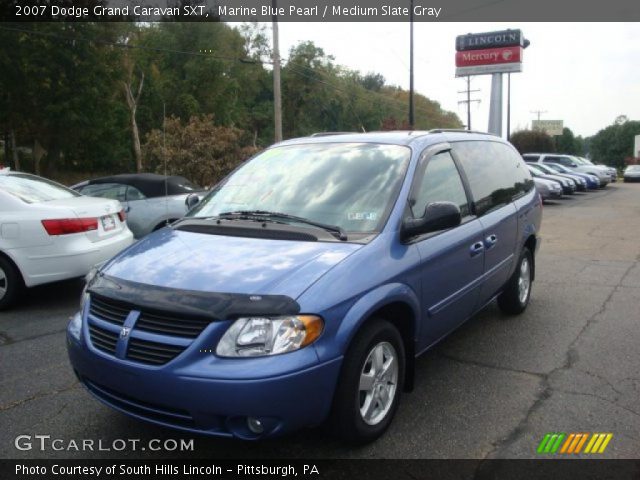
537 433 613 454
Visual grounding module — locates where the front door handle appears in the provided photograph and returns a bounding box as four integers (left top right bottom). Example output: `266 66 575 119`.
470 242 484 257
484 234 498 249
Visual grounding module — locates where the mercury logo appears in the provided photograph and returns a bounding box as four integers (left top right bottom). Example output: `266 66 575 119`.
502 50 513 61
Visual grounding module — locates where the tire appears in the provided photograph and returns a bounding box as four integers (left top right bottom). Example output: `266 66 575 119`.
498 247 533 315
0 255 23 311
328 318 405 444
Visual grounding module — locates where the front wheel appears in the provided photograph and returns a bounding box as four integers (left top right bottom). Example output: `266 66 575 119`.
498 247 533 315
328 319 405 444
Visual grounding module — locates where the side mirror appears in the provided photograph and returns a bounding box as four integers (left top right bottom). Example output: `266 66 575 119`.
401 201 461 241
569 163 578 167
185 193 200 210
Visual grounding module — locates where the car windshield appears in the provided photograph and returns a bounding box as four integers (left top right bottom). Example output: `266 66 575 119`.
627 165 640 172
0 173 80 203
535 164 555 174
546 164 564 172
188 142 411 234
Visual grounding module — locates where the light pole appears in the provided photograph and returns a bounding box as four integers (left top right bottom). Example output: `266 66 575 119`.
272 0 283 142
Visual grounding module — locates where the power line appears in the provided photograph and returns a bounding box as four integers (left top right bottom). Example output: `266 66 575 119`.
2 23 457 128
457 77 480 130
531 109 547 121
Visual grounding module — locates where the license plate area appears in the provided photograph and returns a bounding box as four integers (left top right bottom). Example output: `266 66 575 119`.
100 215 116 232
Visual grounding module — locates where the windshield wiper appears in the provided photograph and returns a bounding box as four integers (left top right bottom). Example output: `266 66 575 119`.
216 210 348 241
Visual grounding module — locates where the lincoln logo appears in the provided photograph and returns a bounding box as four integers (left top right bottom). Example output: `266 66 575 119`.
120 327 131 338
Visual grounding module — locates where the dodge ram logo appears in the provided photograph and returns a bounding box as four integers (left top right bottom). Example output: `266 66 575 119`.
120 327 131 338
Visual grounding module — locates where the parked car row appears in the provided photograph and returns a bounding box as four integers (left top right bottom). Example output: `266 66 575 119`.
0 168 134 309
522 153 616 201
0 169 204 309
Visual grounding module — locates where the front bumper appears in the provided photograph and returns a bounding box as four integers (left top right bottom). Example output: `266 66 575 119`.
67 317 342 439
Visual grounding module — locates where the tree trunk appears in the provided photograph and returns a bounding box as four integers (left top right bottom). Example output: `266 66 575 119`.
123 70 144 173
130 106 142 172
10 130 19 171
33 139 46 175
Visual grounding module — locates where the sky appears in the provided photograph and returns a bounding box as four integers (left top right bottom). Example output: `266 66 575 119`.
272 22 640 138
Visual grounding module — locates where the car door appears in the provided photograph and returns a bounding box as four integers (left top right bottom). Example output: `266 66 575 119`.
408 147 485 348
123 185 149 237
452 141 520 305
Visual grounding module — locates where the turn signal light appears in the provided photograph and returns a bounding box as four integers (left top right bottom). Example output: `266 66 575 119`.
117 209 126 222
41 218 98 235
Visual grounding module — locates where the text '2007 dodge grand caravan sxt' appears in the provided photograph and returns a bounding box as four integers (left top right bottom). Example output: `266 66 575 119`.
67 130 542 443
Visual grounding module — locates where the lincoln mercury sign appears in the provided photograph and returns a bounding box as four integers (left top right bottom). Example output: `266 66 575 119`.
455 29 524 77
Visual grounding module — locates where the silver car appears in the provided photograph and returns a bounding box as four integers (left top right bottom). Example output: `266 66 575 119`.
623 165 640 182
534 176 563 201
72 174 203 238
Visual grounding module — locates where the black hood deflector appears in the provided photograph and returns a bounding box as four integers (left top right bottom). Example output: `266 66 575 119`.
88 274 300 321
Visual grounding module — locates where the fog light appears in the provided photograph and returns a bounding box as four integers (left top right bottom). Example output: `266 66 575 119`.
247 417 264 434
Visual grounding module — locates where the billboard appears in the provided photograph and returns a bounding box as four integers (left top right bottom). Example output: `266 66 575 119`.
635 135 640 158
456 29 524 51
455 30 524 77
532 120 564 136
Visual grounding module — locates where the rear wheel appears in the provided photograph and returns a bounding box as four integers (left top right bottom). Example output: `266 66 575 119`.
0 256 23 310
498 247 533 315
329 318 405 444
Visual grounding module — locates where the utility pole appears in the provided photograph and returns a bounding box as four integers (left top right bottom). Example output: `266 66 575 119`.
531 109 547 121
272 0 283 142
506 73 511 141
408 0 414 129
458 77 480 130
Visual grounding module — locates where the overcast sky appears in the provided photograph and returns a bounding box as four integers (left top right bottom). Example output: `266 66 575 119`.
273 22 640 137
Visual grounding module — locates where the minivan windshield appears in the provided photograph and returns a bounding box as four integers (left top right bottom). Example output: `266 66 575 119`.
188 143 411 234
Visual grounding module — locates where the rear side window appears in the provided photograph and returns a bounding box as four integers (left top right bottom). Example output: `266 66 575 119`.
543 155 569 166
412 151 469 218
79 183 127 202
453 141 534 216
522 154 539 162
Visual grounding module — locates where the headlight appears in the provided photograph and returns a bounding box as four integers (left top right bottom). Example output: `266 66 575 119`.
216 315 324 357
68 312 83 341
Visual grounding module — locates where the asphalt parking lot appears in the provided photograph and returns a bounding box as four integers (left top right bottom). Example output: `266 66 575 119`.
1 183 639 459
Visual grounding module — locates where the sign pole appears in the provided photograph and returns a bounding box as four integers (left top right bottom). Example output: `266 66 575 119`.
488 73 503 136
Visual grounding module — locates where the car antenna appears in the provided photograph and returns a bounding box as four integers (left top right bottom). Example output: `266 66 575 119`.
163 101 169 226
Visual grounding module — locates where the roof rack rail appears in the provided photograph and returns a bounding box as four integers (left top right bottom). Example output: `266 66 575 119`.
309 132 357 137
428 128 498 136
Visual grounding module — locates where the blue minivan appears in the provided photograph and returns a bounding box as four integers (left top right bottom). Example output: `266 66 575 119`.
67 130 542 443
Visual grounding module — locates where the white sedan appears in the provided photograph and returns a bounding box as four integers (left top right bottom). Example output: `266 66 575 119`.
0 169 134 309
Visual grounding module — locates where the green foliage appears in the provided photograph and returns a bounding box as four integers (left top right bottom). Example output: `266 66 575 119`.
509 130 555 154
588 117 640 169
556 127 584 156
143 115 258 187
1 22 463 184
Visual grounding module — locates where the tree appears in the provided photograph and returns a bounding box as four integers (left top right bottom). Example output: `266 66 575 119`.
142 114 258 187
556 127 583 155
588 117 640 169
509 130 555 154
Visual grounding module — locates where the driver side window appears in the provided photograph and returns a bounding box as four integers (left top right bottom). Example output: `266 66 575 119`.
412 151 470 219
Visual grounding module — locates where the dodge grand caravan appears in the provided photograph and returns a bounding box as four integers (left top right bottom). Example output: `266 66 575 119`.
67 130 542 443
